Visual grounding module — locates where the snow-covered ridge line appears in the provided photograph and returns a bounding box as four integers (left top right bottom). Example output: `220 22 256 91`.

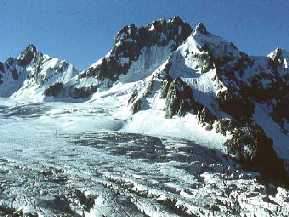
0 44 79 100
7 16 192 100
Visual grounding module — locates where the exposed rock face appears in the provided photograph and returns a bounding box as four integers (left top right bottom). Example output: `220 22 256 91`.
217 90 255 120
80 16 192 82
68 85 98 98
0 62 4 72
130 97 143 114
44 82 65 97
268 48 286 72
18 44 38 66
164 77 196 118
128 89 140 114
194 22 208 35
272 94 289 125
224 121 287 181
0 65 4 86
44 82 97 99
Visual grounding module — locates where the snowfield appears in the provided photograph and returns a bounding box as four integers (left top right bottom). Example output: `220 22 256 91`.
0 97 289 217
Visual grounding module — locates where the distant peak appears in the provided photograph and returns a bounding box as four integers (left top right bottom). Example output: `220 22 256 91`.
21 44 38 57
25 43 37 52
268 47 283 57
18 44 39 65
168 16 184 24
268 47 284 62
194 23 208 35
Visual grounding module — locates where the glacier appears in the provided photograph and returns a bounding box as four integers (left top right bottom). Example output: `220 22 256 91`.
0 98 289 217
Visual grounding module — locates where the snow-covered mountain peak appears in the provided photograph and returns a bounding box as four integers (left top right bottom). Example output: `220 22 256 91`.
17 44 40 66
113 16 191 46
51 17 193 99
194 22 208 35
268 47 286 59
0 44 79 99
190 24 240 60
268 47 289 70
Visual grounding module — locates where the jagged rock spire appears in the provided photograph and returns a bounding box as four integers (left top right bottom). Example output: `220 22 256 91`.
269 47 283 64
168 16 184 25
18 44 38 66
115 16 192 46
194 23 208 35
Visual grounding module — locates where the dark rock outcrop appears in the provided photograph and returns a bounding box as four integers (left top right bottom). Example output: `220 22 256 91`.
224 121 287 183
11 68 19 80
0 62 5 72
69 85 97 98
18 44 38 66
44 82 97 99
194 23 208 35
130 98 143 114
268 48 285 72
44 82 65 97
163 77 217 128
164 77 194 118
217 90 255 120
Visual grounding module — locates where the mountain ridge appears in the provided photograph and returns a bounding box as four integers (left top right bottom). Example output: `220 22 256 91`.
1 17 289 184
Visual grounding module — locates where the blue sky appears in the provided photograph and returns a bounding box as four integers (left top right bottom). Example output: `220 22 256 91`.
0 0 289 69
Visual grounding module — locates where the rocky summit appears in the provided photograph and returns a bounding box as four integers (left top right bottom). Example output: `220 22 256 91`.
1 17 289 216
